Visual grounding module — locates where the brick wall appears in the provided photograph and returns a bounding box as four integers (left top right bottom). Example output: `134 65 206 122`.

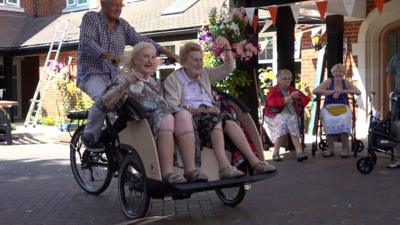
300 32 318 90
39 50 78 122
20 0 65 17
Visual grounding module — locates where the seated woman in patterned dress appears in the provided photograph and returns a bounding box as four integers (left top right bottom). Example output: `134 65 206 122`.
263 69 310 162
164 39 276 179
313 63 361 158
122 42 208 183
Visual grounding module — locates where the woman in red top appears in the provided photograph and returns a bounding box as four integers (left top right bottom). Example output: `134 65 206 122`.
263 69 310 161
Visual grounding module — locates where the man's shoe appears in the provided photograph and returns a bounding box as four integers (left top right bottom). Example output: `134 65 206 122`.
387 159 400 168
81 132 105 152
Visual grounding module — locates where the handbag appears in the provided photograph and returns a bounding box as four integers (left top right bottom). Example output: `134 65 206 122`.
326 104 347 116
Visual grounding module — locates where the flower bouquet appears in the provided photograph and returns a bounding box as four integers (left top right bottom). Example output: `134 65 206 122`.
198 2 260 95
198 3 259 62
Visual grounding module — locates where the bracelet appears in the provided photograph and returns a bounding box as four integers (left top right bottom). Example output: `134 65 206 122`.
224 48 232 51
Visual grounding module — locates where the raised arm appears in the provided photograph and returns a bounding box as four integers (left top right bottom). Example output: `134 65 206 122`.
205 36 236 84
123 21 179 62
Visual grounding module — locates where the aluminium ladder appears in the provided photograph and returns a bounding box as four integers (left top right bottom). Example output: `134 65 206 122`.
24 19 70 127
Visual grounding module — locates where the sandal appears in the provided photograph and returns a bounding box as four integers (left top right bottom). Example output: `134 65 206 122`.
252 161 276 174
322 151 334 158
340 150 349 158
184 169 208 183
163 172 187 184
297 153 308 162
272 154 283 161
219 166 245 179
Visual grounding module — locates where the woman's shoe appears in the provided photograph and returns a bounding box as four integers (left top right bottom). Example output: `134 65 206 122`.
163 172 187 184
297 153 308 162
252 161 276 174
272 154 283 161
219 166 245 179
322 151 334 158
184 169 208 183
340 150 349 158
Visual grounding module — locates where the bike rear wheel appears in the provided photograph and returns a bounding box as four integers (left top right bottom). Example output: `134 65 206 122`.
70 125 113 194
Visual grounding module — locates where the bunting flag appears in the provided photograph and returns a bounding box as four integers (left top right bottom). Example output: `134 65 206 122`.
342 0 356 16
316 1 328 19
260 20 272 34
245 8 256 28
253 14 259 33
290 4 301 23
268 6 278 25
374 0 384 14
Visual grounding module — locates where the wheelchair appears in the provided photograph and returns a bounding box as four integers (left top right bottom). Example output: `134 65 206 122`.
68 90 277 219
357 92 400 174
311 94 364 157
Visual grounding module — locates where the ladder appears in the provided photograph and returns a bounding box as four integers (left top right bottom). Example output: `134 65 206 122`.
24 19 70 127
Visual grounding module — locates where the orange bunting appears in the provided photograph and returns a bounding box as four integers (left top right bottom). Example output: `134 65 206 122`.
268 6 278 25
374 0 384 14
316 1 328 19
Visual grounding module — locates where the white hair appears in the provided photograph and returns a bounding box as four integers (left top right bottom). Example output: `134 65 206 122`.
277 69 292 79
100 0 112 5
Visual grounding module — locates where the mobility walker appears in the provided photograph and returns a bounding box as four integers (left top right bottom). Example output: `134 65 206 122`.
311 94 364 157
68 90 277 219
356 92 400 174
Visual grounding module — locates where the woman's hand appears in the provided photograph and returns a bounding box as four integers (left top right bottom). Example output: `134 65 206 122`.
332 90 341 99
290 91 300 99
215 36 230 50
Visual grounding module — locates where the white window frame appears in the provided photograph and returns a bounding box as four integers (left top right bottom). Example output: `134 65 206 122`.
6 0 19 6
66 0 76 7
63 0 89 13
0 0 24 13
76 0 88 7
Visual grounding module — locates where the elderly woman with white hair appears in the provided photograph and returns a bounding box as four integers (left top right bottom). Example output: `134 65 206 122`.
313 63 361 158
263 69 310 162
120 42 208 184
164 39 276 179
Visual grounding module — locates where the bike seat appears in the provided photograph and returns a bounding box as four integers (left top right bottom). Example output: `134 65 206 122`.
67 111 89 120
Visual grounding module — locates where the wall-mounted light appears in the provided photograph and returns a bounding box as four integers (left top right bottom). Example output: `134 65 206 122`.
311 33 322 50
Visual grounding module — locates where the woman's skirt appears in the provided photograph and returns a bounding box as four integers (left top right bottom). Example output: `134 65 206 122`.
192 112 234 144
147 107 180 136
263 112 300 143
320 105 352 135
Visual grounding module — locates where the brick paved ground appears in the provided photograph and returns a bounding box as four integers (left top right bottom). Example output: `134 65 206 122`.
1 129 400 225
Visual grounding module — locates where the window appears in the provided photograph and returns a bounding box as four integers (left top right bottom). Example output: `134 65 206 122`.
160 45 176 60
259 36 274 63
66 0 75 6
66 0 88 8
64 0 89 12
0 0 21 7
162 0 199 15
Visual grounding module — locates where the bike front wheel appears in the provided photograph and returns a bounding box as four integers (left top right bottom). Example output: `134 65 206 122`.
70 125 113 194
118 151 150 219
